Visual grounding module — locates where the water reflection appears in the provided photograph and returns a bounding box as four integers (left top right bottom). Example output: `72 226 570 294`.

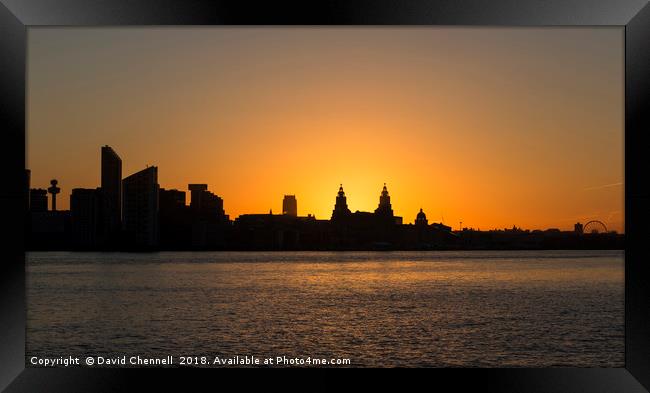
27 250 624 367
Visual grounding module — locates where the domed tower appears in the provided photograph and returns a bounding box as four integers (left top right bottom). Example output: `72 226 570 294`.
331 184 351 221
374 183 394 217
415 208 428 226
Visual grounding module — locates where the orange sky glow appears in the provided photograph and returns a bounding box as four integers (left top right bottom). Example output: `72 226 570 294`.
27 27 624 232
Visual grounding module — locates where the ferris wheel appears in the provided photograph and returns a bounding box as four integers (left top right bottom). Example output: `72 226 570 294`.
583 220 608 234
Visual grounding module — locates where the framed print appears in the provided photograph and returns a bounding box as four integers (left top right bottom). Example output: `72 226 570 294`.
1 0 650 391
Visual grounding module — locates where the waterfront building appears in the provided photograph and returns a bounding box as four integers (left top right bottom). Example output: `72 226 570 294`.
374 183 394 217
415 208 428 226
282 195 297 217
574 222 584 234
29 188 47 212
159 188 191 248
331 185 351 221
101 145 122 243
70 188 102 247
123 166 159 247
187 184 230 248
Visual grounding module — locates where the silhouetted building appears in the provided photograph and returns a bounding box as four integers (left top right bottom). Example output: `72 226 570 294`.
160 188 186 209
332 185 351 221
101 145 122 243
29 210 70 249
374 184 403 224
431 222 452 232
574 222 584 234
329 184 407 248
25 169 31 210
25 170 31 240
282 195 297 217
27 178 70 249
187 184 229 248
123 166 159 248
375 183 394 217
415 208 428 226
399 214 457 250
189 184 226 218
47 179 60 211
23 147 627 252
70 188 102 248
159 188 192 249
233 212 328 250
188 184 208 209
30 189 47 212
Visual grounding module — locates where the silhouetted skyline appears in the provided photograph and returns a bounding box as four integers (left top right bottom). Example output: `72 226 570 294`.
26 144 623 251
26 145 622 235
27 27 624 232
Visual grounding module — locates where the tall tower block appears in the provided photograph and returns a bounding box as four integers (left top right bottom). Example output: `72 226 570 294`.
101 145 122 239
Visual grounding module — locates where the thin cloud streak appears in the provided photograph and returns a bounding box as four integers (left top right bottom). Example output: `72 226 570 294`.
583 182 623 191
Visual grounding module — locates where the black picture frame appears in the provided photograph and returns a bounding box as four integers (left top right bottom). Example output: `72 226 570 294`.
1 0 649 391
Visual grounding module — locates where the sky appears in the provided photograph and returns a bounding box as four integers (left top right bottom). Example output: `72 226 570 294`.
27 27 624 232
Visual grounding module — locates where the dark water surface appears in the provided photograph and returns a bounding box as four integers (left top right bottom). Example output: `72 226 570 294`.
26 250 624 367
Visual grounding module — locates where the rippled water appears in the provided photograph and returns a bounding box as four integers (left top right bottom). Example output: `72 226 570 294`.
26 250 624 367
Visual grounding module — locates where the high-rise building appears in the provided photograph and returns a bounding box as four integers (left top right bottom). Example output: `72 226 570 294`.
331 184 351 221
188 184 225 218
375 183 394 217
187 184 229 248
160 188 186 209
123 166 159 247
159 188 191 249
29 189 48 212
282 195 297 217
101 145 122 241
70 188 102 247
188 184 208 210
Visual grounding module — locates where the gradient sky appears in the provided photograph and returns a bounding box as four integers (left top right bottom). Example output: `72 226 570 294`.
27 27 624 232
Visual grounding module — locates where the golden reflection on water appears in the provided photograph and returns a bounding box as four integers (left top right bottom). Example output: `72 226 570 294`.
27 250 624 367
